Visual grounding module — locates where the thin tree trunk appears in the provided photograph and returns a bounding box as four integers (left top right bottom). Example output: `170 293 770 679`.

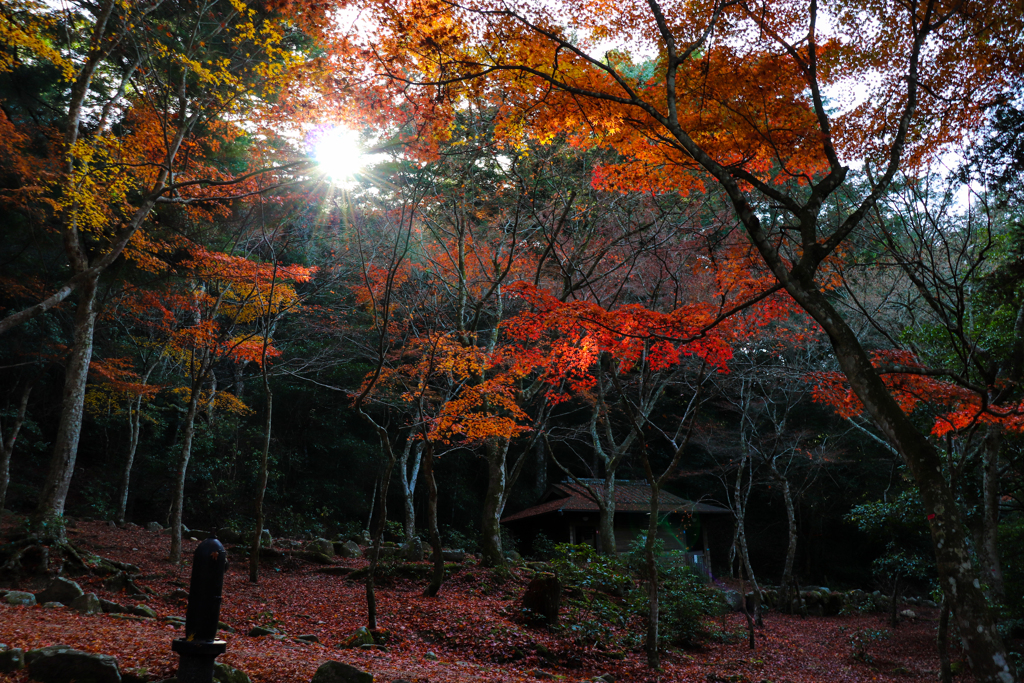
34 275 99 539
399 438 422 541
421 442 445 597
367 457 396 630
250 365 272 583
739 564 756 650
534 437 546 498
170 373 204 564
774 463 798 587
643 472 661 668
115 395 143 525
978 428 1005 601
0 378 34 511
480 438 509 567
939 595 952 683
598 478 617 554
116 364 156 525
890 580 900 629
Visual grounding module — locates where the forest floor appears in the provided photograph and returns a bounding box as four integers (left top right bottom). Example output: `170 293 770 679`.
0 518 962 683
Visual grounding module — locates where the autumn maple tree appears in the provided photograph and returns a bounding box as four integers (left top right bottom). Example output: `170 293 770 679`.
341 0 1024 677
0 0 319 543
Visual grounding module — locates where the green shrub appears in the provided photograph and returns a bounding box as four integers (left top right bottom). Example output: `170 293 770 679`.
848 627 891 663
530 532 556 559
441 525 480 553
551 543 632 594
550 541 723 650
657 557 726 647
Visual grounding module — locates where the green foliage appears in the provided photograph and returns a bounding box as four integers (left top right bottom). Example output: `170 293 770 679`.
441 525 480 553
530 532 556 559
847 627 892 663
871 544 931 586
550 542 723 650
551 542 632 595
384 520 403 541
656 553 727 647
845 490 925 536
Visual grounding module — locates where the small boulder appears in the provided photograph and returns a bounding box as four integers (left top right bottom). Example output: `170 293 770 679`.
341 626 375 648
311 661 373 683
71 593 102 615
401 537 423 561
103 572 144 596
310 538 334 557
441 549 466 562
43 602 63 609
296 634 320 643
162 589 189 602
130 604 157 618
424 652 439 661
900 609 917 620
0 647 24 672
25 644 121 683
216 529 244 544
36 577 84 605
146 522 163 532
922 599 938 608
522 573 561 626
5 591 36 606
722 590 744 612
212 661 250 683
247 626 277 637
100 599 127 614
260 529 272 548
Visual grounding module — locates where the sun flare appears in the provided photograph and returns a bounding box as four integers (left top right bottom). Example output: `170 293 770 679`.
313 127 364 182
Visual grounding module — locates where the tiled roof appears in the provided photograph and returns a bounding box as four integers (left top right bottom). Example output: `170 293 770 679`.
501 480 731 523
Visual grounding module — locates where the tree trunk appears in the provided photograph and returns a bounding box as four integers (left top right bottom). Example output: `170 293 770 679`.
169 374 204 564
250 366 272 583
366 456 396 630
643 465 661 668
0 378 34 511
783 285 1014 682
977 428 1005 602
890 580 900 629
480 439 509 567
115 395 143 525
939 595 952 683
597 483 617 555
739 565 756 650
773 461 798 612
421 442 445 597
534 437 546 498
116 364 155 525
34 275 99 538
399 438 422 541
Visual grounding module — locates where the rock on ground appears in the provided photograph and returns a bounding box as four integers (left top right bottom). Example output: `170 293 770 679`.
4 591 36 606
36 577 84 604
71 593 102 615
25 644 121 683
0 647 25 672
310 538 334 556
310 661 373 683
213 661 250 683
